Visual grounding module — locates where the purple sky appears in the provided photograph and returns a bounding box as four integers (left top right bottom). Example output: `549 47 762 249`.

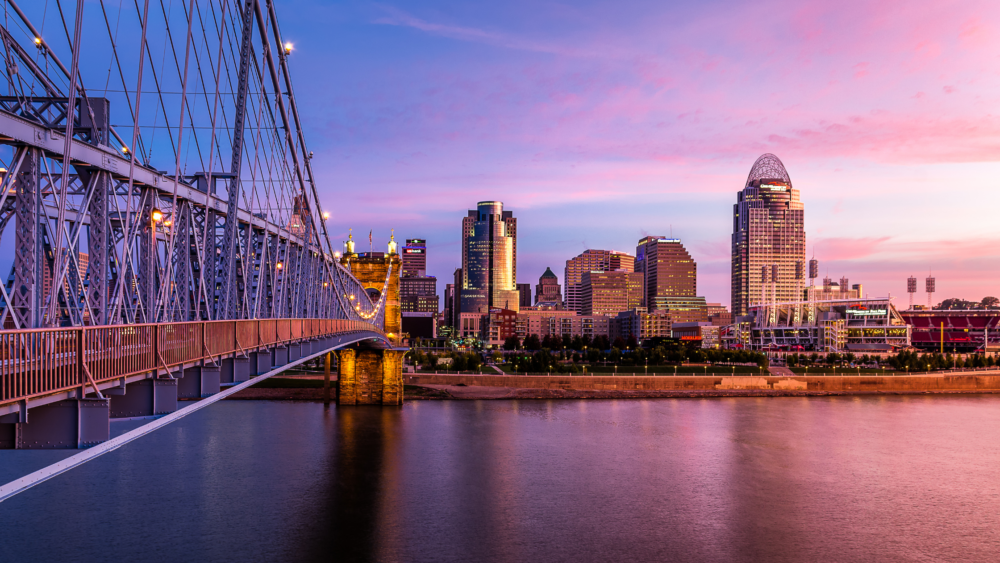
279 0 1000 308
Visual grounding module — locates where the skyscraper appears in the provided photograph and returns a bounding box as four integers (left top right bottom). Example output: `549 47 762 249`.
535 267 562 304
731 154 806 317
564 249 634 313
635 236 697 309
460 201 520 313
401 239 427 277
635 236 707 323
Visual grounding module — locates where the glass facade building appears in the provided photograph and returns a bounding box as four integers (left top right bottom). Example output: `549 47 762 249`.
731 154 806 317
461 201 520 314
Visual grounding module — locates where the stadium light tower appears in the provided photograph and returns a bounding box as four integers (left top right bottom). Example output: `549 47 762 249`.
926 274 936 309
907 276 917 310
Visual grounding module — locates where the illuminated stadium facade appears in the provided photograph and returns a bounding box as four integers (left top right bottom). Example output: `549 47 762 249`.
727 297 910 352
900 310 1000 352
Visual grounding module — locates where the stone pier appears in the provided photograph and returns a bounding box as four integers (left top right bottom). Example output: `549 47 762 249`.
337 349 404 405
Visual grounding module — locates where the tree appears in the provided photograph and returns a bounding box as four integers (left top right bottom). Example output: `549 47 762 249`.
523 334 541 351
503 335 520 351
541 334 556 349
612 337 627 350
592 335 610 351
626 335 639 350
982 296 999 308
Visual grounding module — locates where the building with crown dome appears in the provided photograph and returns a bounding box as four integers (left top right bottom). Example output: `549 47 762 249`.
731 154 806 317
535 267 562 305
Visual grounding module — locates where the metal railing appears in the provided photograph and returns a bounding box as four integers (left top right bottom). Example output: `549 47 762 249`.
0 319 382 406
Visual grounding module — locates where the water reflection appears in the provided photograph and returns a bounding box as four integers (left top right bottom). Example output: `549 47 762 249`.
2 397 1000 563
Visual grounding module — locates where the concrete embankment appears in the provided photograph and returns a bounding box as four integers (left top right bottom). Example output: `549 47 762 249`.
408 371 1000 396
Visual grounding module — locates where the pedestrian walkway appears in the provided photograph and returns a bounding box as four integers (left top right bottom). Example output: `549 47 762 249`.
768 366 796 376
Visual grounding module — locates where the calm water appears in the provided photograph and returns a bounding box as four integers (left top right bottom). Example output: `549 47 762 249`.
2 396 1000 562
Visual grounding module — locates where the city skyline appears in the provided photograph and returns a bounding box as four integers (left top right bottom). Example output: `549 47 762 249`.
284 0 1000 307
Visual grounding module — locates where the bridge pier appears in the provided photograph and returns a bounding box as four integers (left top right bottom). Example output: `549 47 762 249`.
337 349 404 405
109 378 178 419
221 357 251 384
288 343 302 363
178 366 221 399
272 346 289 369
251 350 271 375
0 398 109 449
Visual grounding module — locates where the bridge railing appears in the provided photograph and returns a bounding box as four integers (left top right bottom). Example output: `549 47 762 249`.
0 319 383 407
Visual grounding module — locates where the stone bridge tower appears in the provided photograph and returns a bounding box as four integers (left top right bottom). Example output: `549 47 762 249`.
336 232 404 405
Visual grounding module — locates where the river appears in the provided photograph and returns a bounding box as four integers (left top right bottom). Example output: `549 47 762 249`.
2 396 999 562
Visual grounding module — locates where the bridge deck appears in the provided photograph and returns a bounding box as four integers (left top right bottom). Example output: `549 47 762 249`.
0 319 386 413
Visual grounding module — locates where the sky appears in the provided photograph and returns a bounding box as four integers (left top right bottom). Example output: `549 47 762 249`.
272 0 997 307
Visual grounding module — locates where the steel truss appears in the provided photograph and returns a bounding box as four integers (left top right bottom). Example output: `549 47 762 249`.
0 0 388 330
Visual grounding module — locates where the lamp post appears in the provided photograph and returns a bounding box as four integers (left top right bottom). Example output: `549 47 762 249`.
614 365 617 376
645 361 648 375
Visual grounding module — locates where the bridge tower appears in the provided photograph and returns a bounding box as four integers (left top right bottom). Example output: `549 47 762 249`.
336 233 404 405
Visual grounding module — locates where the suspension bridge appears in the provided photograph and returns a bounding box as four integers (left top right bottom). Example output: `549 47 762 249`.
0 0 403 451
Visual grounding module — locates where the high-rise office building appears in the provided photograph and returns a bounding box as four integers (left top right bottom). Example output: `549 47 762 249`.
460 201 520 313
401 239 427 277
463 203 517 292
634 236 707 324
731 154 806 317
535 267 562 304
635 236 697 309
564 249 634 313
580 270 644 316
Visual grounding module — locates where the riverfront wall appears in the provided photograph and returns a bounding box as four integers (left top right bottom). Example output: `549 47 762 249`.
408 372 1000 394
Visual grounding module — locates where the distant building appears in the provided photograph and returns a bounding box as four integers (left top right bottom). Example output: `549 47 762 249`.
457 312 483 339
580 270 643 316
517 283 532 308
706 303 732 326
564 249 634 313
672 322 720 349
442 283 455 327
732 154 806 317
484 308 518 346
460 201 520 314
611 309 672 343
535 267 562 304
515 309 610 341
401 238 427 277
450 268 462 327
402 312 436 339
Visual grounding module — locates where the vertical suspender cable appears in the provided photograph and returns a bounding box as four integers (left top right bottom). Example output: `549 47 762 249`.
45 0 86 326
156 0 197 322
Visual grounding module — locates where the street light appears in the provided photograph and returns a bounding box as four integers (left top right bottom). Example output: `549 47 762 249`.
322 211 330 220
151 208 164 223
